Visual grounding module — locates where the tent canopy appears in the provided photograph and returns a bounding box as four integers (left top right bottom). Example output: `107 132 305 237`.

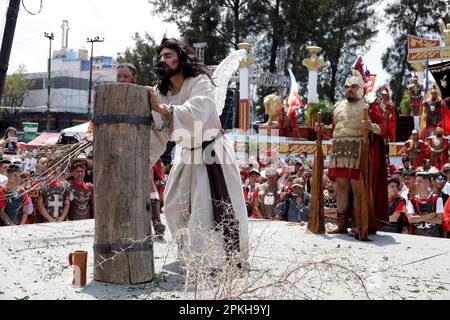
27 132 60 147
59 122 90 143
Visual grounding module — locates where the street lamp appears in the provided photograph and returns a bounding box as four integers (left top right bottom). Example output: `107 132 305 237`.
87 36 104 118
44 32 54 132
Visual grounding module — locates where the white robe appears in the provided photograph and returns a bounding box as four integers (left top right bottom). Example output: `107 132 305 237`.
155 74 249 267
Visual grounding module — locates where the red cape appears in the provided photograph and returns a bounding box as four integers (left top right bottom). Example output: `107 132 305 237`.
442 100 450 136
387 103 396 142
368 101 389 231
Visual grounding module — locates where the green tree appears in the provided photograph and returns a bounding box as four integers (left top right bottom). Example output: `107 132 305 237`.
117 32 159 86
283 0 380 103
382 0 450 107
1 65 31 126
149 0 259 65
247 0 286 73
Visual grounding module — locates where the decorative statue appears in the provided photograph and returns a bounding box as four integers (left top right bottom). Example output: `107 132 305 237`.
438 18 450 47
263 94 282 126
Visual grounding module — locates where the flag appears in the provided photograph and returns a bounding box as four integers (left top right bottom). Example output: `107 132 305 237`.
423 57 430 99
363 67 376 93
287 69 303 109
429 60 450 100
365 74 377 93
419 58 430 130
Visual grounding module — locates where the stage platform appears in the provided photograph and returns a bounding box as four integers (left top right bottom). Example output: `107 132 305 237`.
1 218 449 300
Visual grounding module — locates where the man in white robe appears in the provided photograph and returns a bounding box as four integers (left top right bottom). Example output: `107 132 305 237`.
147 38 249 269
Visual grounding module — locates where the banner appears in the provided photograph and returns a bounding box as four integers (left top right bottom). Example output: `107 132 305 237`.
21 122 38 142
429 60 450 100
364 74 377 93
408 35 442 62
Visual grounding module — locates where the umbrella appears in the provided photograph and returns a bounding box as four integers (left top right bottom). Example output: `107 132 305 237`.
307 112 325 234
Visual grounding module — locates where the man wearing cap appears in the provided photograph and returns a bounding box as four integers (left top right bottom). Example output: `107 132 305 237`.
256 168 280 219
315 64 389 240
404 129 427 168
426 126 448 170
68 163 94 221
400 157 411 171
274 178 310 223
432 174 449 205
406 172 443 237
381 87 396 142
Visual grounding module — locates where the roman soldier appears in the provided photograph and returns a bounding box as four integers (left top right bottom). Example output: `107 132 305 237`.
407 74 423 116
318 58 389 240
427 126 448 170
381 87 396 142
404 129 428 168
421 85 443 140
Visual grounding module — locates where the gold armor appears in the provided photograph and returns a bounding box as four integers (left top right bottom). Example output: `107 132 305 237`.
329 99 367 170
332 98 368 139
429 131 445 166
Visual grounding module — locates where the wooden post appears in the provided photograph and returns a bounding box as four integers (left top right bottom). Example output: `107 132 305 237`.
93 84 154 285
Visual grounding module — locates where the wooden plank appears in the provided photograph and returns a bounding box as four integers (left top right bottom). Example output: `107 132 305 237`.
93 84 154 285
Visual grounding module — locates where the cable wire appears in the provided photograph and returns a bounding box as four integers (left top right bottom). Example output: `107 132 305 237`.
21 0 43 15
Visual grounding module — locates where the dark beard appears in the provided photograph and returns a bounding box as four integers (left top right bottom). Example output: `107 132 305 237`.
156 61 181 79
345 93 359 102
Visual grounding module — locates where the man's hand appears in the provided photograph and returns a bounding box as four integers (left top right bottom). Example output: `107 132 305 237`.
361 120 372 130
146 86 170 119
408 215 424 224
314 123 323 133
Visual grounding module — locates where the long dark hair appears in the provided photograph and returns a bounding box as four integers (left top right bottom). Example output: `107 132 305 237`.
2 127 17 140
155 38 212 96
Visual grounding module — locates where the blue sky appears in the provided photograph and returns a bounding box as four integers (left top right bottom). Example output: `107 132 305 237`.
2 0 390 90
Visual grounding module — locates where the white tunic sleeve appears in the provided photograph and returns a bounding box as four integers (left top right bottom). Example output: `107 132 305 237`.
170 75 218 148
149 110 169 166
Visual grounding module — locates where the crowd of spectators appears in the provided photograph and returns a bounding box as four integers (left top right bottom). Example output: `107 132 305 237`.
239 150 450 239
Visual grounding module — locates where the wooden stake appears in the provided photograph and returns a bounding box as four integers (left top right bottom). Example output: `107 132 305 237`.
93 84 154 284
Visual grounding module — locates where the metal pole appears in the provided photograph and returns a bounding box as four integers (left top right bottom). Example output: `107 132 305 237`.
87 36 104 118
0 0 21 104
44 32 54 132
